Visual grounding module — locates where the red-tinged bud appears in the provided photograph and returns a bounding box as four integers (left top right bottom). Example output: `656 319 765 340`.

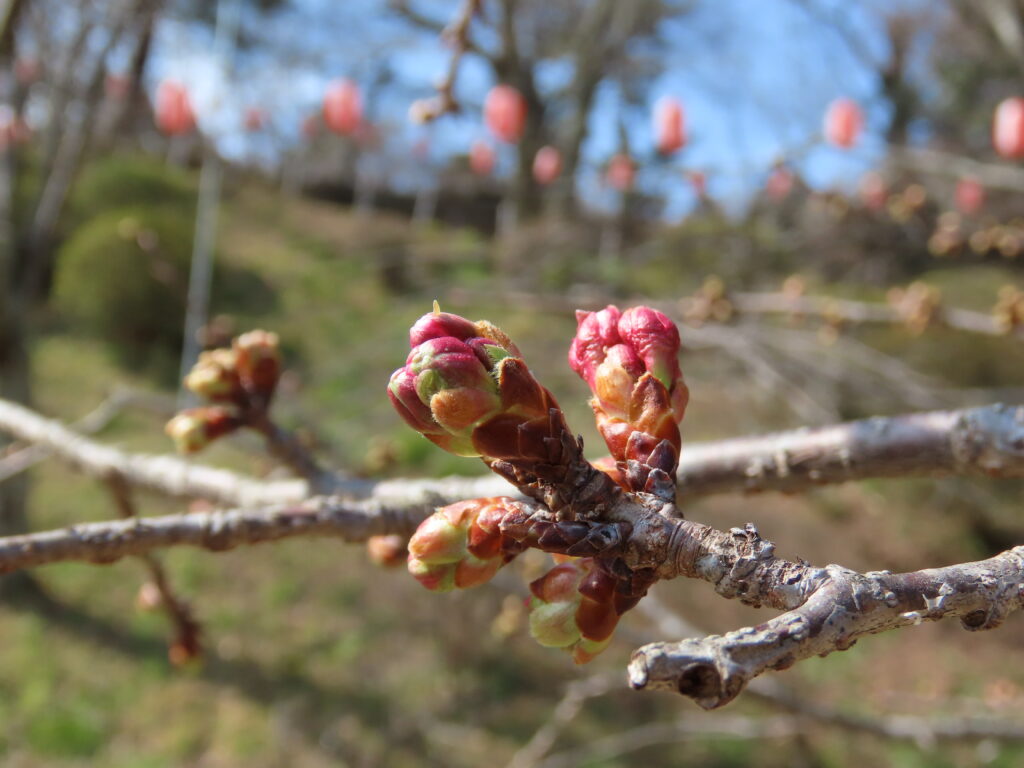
407 498 520 592
165 407 241 453
568 306 623 388
617 306 681 389
184 348 244 403
392 310 562 462
234 330 281 400
366 534 407 568
410 310 480 346
527 558 619 664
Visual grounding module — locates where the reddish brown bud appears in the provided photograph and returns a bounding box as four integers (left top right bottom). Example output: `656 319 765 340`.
366 534 407 568
184 348 244 403
233 330 281 400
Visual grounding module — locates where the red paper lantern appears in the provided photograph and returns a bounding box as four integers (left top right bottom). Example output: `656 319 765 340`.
766 166 794 201
155 80 195 136
532 145 562 185
955 177 985 215
993 97 1024 159
824 97 863 149
654 97 686 155
859 171 887 211
687 170 706 198
244 107 265 132
469 140 495 176
606 154 635 191
323 79 362 136
484 84 527 143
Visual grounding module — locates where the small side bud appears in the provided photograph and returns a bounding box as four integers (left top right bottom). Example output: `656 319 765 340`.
165 407 241 454
366 534 407 568
184 348 244 403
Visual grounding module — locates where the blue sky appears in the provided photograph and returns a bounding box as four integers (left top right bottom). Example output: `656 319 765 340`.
150 0 945 218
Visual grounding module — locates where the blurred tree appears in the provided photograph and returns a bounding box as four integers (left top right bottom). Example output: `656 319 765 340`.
392 0 693 219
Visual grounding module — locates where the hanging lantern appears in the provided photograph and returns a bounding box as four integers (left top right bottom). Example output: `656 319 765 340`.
105 73 130 101
606 154 635 191
244 107 265 132
993 97 1024 159
687 169 706 198
484 84 527 143
469 140 495 176
654 97 686 155
955 177 985 215
766 166 794 201
323 79 362 136
155 80 195 136
859 171 887 211
823 97 863 149
532 145 562 185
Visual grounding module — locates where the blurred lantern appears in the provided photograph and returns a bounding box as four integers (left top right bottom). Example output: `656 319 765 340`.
14 58 39 85
484 84 527 143
532 145 562 185
155 80 195 136
653 97 686 155
993 97 1024 159
606 154 635 191
323 79 362 136
687 169 706 198
859 171 887 211
955 177 985 215
823 97 863 149
469 140 495 175
766 166 794 201
105 73 130 101
244 107 265 132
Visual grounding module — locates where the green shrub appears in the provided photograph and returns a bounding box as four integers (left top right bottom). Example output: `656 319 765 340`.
69 153 196 229
53 206 196 374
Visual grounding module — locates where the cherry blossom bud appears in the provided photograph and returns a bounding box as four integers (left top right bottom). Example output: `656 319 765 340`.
184 348 244 403
366 534 407 568
165 407 242 454
527 558 619 664
407 498 519 591
617 306 681 389
233 330 281 400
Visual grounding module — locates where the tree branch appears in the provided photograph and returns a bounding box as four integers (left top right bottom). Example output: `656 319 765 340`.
3 399 1024 510
631 535 1024 708
0 494 445 573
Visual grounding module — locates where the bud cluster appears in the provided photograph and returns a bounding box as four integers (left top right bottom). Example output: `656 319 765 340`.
165 330 282 454
407 497 526 592
569 305 687 496
527 557 623 665
388 307 569 474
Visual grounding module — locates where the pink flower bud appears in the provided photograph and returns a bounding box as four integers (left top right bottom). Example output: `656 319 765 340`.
366 534 407 568
568 306 622 388
592 344 644 420
617 307 681 388
409 311 480 347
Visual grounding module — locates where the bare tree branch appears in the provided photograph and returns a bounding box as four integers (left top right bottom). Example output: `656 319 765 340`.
0 494 443 573
631 527 1024 708
3 398 1024 510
